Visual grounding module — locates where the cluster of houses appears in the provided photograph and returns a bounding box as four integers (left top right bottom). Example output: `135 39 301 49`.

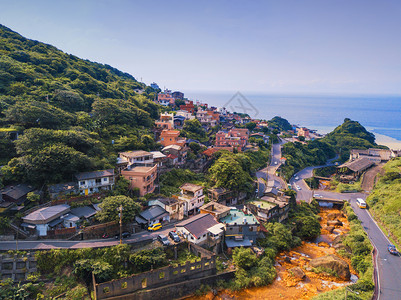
0 86 290 249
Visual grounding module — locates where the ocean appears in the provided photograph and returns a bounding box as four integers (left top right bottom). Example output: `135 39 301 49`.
186 92 401 149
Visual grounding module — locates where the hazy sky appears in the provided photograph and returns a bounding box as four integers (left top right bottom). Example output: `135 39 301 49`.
1 0 401 95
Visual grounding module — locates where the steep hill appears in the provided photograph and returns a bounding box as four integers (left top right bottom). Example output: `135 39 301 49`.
322 118 384 161
0 24 161 186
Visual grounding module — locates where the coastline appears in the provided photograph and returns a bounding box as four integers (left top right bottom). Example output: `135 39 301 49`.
311 126 401 150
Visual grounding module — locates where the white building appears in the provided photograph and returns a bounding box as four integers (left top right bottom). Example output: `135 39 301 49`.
178 183 205 216
75 169 115 196
176 213 222 245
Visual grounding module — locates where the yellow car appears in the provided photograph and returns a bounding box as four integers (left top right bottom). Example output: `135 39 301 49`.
148 223 162 231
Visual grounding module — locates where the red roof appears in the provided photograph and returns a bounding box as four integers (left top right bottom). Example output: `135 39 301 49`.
167 154 178 159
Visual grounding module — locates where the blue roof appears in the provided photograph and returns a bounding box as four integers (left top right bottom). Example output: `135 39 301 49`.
225 238 252 248
219 209 258 226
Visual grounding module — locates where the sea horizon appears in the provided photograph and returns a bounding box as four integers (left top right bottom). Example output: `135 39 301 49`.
186 91 401 149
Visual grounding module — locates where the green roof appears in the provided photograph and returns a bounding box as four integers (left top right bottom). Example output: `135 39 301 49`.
220 209 258 225
249 200 276 210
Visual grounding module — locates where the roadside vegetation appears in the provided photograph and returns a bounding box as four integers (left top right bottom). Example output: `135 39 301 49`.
366 157 401 246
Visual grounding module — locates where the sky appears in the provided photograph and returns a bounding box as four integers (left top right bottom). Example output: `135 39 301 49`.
1 0 401 95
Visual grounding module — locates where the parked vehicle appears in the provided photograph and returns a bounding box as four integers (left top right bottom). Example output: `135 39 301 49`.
158 234 170 246
356 198 367 208
314 194 323 198
295 176 299 180
169 231 181 243
115 232 131 239
296 185 301 190
148 223 162 231
388 244 400 256
102 233 109 239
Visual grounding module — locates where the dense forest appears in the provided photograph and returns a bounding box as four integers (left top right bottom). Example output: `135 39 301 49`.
0 24 161 186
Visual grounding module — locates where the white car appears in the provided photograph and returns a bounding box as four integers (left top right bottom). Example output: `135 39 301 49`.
296 185 301 190
295 176 299 180
314 194 323 198
274 161 278 165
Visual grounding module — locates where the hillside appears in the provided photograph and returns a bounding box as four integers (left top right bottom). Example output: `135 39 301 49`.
322 118 384 161
0 24 161 186
367 158 401 245
281 118 382 179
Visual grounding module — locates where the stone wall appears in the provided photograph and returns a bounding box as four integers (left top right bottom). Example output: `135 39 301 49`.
102 271 236 300
0 253 37 281
95 243 216 300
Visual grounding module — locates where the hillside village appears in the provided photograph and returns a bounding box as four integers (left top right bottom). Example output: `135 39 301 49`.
1 24 400 300
1 87 306 242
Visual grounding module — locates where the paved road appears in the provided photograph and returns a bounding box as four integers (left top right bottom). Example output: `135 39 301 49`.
255 138 287 197
0 221 179 251
289 156 339 202
350 200 401 300
294 156 399 299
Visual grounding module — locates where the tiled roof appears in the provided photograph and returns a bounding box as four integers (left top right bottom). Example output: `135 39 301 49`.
338 157 374 172
70 206 97 219
75 169 114 181
138 205 168 221
23 204 70 223
2 184 36 201
177 214 219 238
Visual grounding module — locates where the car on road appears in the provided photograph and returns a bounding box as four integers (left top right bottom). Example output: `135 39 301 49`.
158 234 171 246
296 185 301 190
295 176 299 180
388 244 400 256
274 161 278 165
169 231 181 243
148 223 162 231
314 194 323 198
115 232 131 239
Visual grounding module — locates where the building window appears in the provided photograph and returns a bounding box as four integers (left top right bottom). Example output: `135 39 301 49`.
103 178 107 182
80 181 85 185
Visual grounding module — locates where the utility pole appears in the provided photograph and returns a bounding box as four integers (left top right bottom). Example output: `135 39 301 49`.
119 205 123 245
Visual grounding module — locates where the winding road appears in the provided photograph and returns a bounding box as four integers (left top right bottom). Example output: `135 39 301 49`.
294 156 400 300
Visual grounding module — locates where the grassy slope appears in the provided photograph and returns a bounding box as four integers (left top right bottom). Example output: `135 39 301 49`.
366 157 401 245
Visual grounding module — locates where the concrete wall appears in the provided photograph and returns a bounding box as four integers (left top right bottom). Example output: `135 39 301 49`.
0 253 37 281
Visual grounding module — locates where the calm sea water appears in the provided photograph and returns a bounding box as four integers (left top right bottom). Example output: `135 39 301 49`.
187 92 401 142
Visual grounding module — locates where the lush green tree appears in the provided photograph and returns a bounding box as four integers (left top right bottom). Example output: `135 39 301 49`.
97 195 141 223
189 142 202 154
244 122 257 131
5 101 76 129
73 259 113 285
262 222 301 251
232 248 276 289
92 98 152 128
51 90 87 112
27 192 40 203
3 144 94 185
181 119 207 142
268 116 292 131
208 154 253 193
14 127 104 156
112 177 130 196
129 248 167 273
